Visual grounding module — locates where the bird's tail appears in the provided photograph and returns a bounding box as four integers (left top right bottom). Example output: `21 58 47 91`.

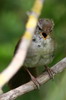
8 67 37 89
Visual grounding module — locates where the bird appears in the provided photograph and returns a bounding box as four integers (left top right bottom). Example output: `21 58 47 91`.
8 18 55 89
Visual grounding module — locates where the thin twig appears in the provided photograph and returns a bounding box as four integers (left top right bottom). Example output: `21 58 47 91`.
0 57 66 100
0 0 45 88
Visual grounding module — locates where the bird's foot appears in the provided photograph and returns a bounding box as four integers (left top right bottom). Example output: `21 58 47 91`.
45 65 55 79
25 68 40 89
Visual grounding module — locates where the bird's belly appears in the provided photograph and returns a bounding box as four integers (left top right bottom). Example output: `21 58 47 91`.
24 54 40 68
36 53 54 67
24 51 54 68
24 37 55 68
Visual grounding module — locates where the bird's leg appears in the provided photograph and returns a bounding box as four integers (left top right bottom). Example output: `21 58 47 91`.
25 67 40 89
44 65 55 79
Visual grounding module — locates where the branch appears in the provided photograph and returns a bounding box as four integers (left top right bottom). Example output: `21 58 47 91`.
0 58 66 100
0 0 44 88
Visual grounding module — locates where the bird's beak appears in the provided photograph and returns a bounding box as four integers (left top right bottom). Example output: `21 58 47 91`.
41 32 50 40
44 35 50 40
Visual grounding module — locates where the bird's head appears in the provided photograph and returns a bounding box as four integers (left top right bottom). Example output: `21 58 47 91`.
37 18 54 39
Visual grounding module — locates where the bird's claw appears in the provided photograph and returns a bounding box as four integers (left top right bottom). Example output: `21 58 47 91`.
45 65 55 79
30 75 40 89
25 67 40 89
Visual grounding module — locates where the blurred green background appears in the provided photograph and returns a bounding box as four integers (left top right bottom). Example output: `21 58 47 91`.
0 0 66 100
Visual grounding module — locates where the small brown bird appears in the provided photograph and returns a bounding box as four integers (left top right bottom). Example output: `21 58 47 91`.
8 18 55 89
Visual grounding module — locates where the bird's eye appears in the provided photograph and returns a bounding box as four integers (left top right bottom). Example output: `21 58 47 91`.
38 26 42 31
42 32 47 38
32 38 36 41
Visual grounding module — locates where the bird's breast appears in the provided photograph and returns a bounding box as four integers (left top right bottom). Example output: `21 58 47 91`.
24 37 55 68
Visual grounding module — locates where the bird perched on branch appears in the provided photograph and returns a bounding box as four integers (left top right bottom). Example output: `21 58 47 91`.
8 18 55 89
